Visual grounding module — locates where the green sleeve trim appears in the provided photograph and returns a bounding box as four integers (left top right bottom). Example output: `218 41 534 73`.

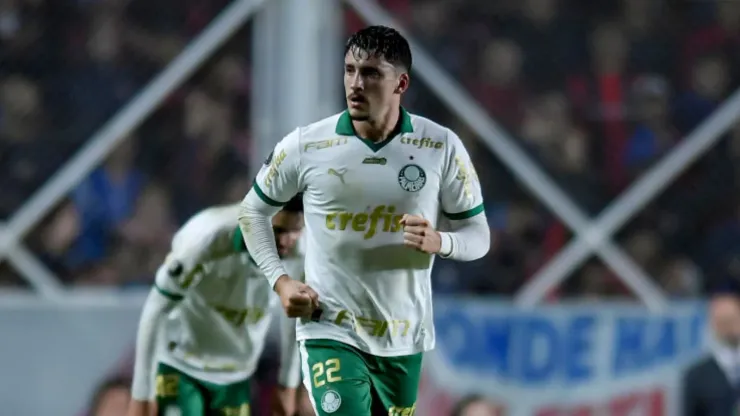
154 284 184 302
252 182 286 207
443 203 485 220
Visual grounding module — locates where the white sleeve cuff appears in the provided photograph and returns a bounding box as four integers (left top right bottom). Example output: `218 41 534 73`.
439 232 454 258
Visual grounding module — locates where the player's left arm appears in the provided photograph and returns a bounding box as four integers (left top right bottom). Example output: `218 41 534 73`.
436 130 490 261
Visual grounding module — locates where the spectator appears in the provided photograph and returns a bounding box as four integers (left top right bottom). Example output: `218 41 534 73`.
507 0 582 88
674 52 730 133
621 0 677 77
69 139 145 270
682 289 740 416
62 7 137 136
0 75 69 218
470 38 526 132
568 20 633 190
624 75 678 176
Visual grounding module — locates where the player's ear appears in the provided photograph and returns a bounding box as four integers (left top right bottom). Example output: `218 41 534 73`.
395 72 410 94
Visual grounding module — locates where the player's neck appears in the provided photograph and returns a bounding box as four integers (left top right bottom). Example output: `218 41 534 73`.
352 106 401 143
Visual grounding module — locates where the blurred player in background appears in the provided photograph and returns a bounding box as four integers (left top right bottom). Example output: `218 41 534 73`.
239 25 489 415
128 197 305 416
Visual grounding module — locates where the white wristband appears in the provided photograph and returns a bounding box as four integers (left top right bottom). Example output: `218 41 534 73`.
438 232 454 258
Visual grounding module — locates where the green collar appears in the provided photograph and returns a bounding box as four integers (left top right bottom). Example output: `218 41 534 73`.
335 107 414 152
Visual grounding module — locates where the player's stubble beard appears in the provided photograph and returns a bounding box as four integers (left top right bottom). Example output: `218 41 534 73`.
348 107 371 122
349 113 370 122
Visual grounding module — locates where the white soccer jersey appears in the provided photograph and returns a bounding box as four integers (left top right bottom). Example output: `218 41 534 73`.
251 108 484 356
154 204 303 384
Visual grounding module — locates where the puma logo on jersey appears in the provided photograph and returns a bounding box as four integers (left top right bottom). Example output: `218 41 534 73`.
327 168 347 184
325 205 403 239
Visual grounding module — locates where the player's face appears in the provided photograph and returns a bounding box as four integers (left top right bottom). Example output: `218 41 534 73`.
272 211 304 257
344 47 408 122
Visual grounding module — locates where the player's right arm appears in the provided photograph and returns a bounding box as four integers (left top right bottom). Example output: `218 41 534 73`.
238 129 318 317
129 241 205 415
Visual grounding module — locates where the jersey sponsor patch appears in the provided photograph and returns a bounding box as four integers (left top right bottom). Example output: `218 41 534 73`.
362 157 387 165
397 164 426 192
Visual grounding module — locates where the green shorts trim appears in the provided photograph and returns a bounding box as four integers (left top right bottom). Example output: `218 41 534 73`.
300 339 422 415
155 362 251 416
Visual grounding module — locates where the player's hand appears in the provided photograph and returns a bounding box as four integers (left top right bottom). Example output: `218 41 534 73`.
126 399 156 416
274 275 319 318
401 214 442 254
270 385 298 416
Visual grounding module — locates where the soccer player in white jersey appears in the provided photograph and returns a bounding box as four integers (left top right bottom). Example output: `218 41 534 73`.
128 197 305 416
239 25 490 415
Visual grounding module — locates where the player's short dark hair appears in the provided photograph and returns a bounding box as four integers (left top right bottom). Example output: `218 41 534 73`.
283 193 303 213
345 25 412 72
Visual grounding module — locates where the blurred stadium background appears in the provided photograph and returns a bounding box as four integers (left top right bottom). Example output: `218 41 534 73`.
1 0 739 414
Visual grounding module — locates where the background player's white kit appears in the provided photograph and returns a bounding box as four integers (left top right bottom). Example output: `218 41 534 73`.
240 108 489 357
130 204 302 400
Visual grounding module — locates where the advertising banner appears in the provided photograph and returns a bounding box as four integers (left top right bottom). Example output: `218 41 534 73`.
415 300 708 416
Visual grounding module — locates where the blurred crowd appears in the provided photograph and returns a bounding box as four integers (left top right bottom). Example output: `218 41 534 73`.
1 0 740 299
0 0 251 286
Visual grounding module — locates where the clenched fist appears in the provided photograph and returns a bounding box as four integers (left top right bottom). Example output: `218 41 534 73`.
274 275 319 318
401 214 442 254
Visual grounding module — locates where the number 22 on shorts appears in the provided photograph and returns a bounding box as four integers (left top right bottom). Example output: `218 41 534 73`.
312 358 342 387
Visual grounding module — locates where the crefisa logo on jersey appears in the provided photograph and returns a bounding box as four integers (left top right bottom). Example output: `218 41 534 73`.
321 390 342 413
397 164 426 192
